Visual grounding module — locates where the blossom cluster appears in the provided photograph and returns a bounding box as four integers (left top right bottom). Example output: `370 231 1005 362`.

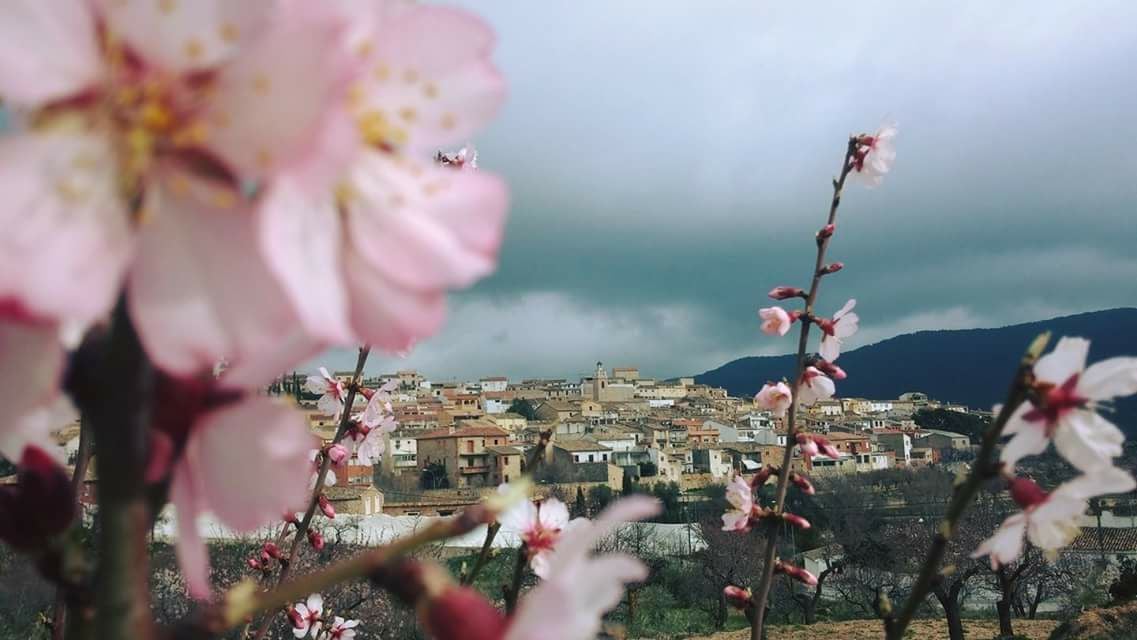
973 337 1137 568
0 0 506 601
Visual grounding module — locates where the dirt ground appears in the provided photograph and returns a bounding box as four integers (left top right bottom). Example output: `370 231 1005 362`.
686 618 1060 639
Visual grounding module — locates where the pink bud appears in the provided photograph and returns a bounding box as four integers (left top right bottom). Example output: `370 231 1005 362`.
795 433 819 458
0 447 76 551
260 550 272 563
287 607 305 629
814 359 847 380
307 529 325 551
247 557 262 570
789 473 815 496
751 465 778 488
263 542 283 560
814 436 841 460
768 286 805 300
1009 477 1048 509
318 494 336 519
424 587 509 640
723 585 752 610
781 512 811 530
821 262 844 275
817 223 835 239
327 444 349 465
775 560 818 586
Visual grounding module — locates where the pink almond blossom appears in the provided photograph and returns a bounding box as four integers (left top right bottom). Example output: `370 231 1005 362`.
307 367 347 418
755 382 793 417
171 397 313 598
327 616 360 640
499 495 573 578
759 306 793 337
972 468 1136 569
505 496 661 640
851 122 897 187
1001 336 1137 473
722 474 755 532
256 2 508 353
818 299 859 362
798 366 836 406
289 593 324 639
0 1 358 382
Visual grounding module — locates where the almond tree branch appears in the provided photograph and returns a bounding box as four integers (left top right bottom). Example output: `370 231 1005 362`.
461 522 501 586
250 345 371 640
882 332 1049 639
749 137 857 639
50 417 93 640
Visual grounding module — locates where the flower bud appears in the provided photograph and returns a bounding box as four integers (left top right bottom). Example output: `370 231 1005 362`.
751 465 778 488
814 359 847 380
1009 477 1048 509
781 512 811 530
820 262 844 275
283 511 300 526
0 446 76 551
247 557 262 571
767 286 805 301
260 550 272 563
318 494 336 519
774 560 818 586
423 587 509 640
326 444 349 465
814 436 841 460
287 607 305 630
795 433 819 458
263 542 283 560
789 472 815 496
307 529 325 551
817 223 835 239
723 585 752 610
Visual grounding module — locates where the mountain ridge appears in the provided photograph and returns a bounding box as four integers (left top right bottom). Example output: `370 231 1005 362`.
695 307 1137 432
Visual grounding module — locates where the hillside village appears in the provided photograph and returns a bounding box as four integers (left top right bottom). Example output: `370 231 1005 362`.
280 362 985 517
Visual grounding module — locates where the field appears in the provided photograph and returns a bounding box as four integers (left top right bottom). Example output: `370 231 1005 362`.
685 618 1060 639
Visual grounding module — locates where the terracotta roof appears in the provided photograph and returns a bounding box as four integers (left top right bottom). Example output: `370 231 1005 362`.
1066 527 1137 554
417 424 510 439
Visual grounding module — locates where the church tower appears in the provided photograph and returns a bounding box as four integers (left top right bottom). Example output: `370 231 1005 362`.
593 361 607 402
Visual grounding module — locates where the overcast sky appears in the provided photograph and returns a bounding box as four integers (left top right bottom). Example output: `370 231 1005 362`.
326 1 1137 382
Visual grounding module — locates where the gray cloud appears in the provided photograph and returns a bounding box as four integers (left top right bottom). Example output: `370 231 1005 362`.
319 1 1137 379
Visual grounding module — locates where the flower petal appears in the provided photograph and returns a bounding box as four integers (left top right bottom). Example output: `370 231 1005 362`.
255 181 352 344
819 335 840 362
0 0 101 106
345 151 508 291
498 498 537 532
200 7 358 185
182 397 312 532
1052 410 1125 474
128 174 304 382
354 4 505 157
171 459 211 599
343 248 446 353
1079 356 1137 401
971 513 1026 569
537 498 570 531
96 0 275 73
1034 336 1089 386
0 319 69 461
0 133 130 326
999 422 1049 471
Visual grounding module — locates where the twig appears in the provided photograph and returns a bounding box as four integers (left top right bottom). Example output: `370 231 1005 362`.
503 543 529 614
250 345 371 640
461 522 501 586
882 332 1049 639
749 137 858 639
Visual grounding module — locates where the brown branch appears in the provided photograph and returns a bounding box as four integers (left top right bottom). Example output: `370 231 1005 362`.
461 522 501 586
883 332 1050 640
749 137 858 639
49 417 93 640
249 345 371 640
503 542 529 614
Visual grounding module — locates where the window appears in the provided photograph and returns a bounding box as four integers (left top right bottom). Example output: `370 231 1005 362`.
466 440 474 453
588 454 594 462
504 474 510 482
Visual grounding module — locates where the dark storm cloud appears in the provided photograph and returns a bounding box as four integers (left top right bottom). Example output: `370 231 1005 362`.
327 1 1137 379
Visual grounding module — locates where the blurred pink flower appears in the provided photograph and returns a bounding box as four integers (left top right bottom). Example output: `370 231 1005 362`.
818 299 859 362
721 475 754 532
257 2 509 353
1001 337 1137 473
0 1 359 382
289 593 324 639
755 382 793 417
499 495 572 577
972 468 1135 569
798 366 835 406
328 616 360 640
851 122 897 187
170 397 313 598
505 496 660 640
759 306 793 336
0 316 71 462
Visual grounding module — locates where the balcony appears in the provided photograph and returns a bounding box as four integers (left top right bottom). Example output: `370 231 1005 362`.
459 465 490 474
